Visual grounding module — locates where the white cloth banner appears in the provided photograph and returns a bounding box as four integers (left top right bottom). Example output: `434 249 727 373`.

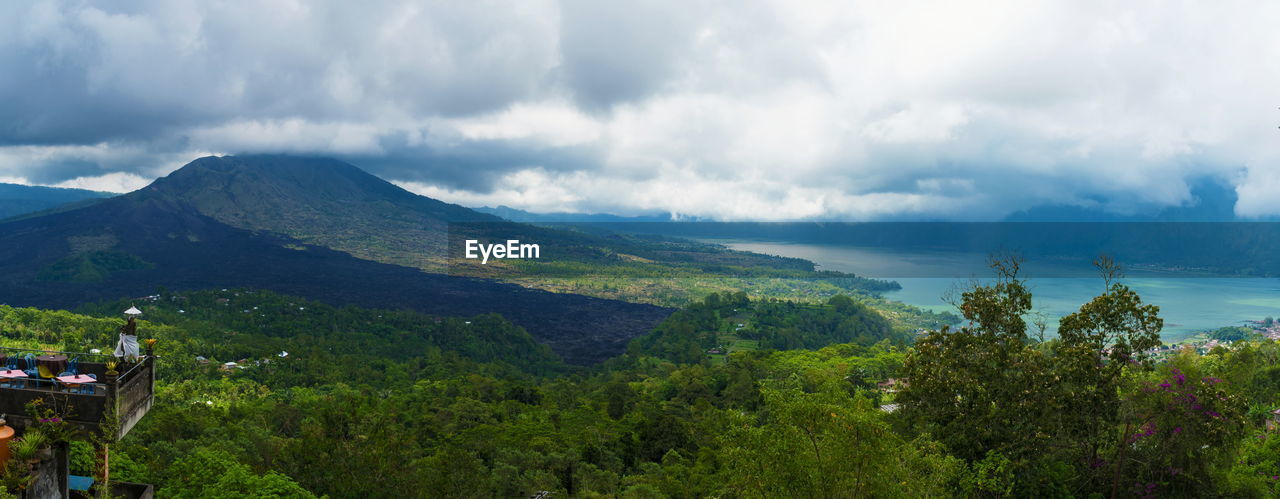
114 333 139 358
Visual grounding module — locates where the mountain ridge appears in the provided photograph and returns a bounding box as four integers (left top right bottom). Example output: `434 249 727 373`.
0 182 114 220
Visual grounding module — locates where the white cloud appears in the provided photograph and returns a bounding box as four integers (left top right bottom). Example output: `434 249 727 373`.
188 120 386 155
446 101 603 147
1233 150 1280 218
0 143 200 186
53 172 151 193
863 105 969 145
396 168 586 213
399 166 985 221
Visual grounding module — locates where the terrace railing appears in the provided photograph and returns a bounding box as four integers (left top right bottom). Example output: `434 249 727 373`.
0 347 155 440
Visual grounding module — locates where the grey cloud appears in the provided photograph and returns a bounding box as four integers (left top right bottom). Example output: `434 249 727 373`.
556 0 701 110
0 1 1276 219
0 1 563 144
340 134 603 193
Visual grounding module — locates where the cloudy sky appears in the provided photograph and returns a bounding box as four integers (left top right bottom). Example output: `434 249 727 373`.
1 1 1277 220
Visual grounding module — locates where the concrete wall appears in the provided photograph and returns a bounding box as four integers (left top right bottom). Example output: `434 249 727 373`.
23 441 67 499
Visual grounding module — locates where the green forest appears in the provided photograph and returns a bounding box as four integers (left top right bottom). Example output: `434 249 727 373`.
2 261 1280 497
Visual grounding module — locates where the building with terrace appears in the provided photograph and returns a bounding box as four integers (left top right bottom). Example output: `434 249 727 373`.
0 309 157 498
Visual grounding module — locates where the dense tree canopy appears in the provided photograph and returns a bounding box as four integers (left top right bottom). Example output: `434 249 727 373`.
0 269 1278 496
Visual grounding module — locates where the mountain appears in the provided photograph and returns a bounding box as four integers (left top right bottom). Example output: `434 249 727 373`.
0 155 672 364
131 157 805 279
134 157 898 304
0 182 113 219
139 155 502 270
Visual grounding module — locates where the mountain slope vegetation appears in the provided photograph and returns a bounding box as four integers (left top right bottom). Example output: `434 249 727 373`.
625 292 907 364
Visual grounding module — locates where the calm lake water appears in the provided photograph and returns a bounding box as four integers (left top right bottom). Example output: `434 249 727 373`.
707 239 1280 342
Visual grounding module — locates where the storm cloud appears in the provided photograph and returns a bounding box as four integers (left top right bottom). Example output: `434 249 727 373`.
1 1 1278 220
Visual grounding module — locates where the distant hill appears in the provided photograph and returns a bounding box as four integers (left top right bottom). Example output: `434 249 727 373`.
0 183 113 219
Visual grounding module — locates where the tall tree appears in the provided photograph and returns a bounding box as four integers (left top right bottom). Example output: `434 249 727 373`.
1051 256 1163 492
898 257 1054 466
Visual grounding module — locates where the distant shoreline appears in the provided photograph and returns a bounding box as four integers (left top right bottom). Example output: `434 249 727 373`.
701 237 1280 342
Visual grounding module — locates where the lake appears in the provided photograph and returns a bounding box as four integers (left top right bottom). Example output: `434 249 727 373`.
706 239 1280 342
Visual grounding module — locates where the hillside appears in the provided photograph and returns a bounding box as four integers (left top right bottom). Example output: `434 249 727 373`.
623 292 912 365
77 289 568 376
0 290 927 496
139 155 496 270
0 182 113 219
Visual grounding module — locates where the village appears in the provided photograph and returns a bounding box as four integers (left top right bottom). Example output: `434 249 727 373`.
1143 317 1280 360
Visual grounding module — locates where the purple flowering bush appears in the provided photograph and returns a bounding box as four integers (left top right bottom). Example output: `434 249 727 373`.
1119 362 1246 494
25 397 79 443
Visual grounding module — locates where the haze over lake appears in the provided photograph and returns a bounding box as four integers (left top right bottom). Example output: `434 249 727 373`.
707 239 1280 342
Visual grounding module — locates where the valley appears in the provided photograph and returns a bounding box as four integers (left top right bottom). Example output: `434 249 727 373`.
3 4 1271 496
